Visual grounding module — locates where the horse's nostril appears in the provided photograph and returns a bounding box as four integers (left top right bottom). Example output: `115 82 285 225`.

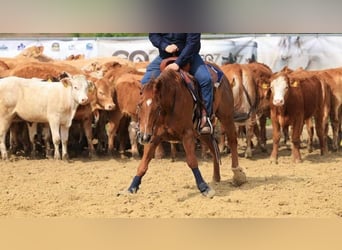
137 132 152 145
143 134 151 142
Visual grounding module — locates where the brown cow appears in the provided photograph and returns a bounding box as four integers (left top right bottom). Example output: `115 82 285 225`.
104 72 143 158
245 62 273 151
90 63 146 159
292 68 333 152
0 60 9 71
15 45 54 62
269 69 330 163
318 67 342 151
220 63 260 158
7 61 83 79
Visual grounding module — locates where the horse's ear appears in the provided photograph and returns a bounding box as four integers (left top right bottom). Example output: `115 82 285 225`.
154 78 162 92
152 78 163 102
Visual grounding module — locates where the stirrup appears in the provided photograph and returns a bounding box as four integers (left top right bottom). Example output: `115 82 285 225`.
200 117 213 134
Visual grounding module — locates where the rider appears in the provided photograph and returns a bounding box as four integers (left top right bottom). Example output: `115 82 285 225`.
141 33 213 134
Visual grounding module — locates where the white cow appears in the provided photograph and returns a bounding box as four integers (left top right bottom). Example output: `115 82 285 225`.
0 74 90 160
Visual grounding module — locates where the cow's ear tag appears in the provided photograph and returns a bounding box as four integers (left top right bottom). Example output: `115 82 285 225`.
290 81 299 87
261 83 269 89
61 79 69 88
47 78 52 82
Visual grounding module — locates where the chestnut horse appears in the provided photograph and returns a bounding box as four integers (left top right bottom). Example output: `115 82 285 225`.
118 64 247 197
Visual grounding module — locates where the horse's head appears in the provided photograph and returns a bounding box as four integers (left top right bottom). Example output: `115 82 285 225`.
137 78 162 144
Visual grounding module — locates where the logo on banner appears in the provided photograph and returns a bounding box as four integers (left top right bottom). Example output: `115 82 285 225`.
113 50 149 62
51 42 60 51
17 43 26 50
86 43 93 50
0 44 8 50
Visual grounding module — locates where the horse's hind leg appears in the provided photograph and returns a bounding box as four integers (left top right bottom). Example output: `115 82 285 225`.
219 116 247 186
182 130 215 198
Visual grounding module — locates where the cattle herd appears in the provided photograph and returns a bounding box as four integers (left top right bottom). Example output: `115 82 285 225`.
0 45 341 164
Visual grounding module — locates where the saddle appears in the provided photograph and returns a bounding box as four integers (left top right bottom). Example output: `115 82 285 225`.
160 57 222 163
160 57 224 88
160 57 224 128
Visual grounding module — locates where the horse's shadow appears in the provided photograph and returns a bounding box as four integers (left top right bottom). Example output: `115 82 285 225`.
182 174 305 199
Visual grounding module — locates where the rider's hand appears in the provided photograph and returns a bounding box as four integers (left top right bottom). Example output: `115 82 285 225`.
165 63 180 71
165 44 178 53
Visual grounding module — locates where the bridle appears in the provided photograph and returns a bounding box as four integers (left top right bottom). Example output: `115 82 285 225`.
136 87 162 140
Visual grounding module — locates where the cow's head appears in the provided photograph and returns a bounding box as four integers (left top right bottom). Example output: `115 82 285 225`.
93 78 115 111
270 74 290 107
61 74 89 105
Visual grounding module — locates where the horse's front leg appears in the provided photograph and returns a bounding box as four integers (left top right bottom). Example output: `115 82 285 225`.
182 130 215 198
118 140 159 195
199 134 220 182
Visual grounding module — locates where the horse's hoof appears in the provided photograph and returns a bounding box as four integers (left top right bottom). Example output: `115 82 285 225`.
232 168 247 187
202 187 216 198
198 182 215 198
117 189 135 196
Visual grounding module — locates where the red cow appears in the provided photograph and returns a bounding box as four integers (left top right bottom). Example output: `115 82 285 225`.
245 62 273 151
221 63 260 158
269 70 330 163
320 67 342 151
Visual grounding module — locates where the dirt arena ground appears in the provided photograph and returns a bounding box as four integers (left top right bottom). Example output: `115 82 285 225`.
1 126 341 219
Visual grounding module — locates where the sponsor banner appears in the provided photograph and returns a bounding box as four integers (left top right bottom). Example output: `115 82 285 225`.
97 38 257 66
1 35 342 72
0 40 38 57
39 39 98 60
0 37 257 66
97 39 157 62
200 39 236 65
0 39 98 59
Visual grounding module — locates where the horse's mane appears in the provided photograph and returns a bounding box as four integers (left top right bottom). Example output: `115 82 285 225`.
148 69 181 114
158 69 181 83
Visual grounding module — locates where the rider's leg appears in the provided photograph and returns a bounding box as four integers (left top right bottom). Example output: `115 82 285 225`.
190 54 213 134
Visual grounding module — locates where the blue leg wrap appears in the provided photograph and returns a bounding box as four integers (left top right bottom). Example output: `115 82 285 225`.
128 175 142 193
191 167 208 193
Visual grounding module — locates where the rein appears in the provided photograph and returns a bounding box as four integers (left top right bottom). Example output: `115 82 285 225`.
137 85 162 140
